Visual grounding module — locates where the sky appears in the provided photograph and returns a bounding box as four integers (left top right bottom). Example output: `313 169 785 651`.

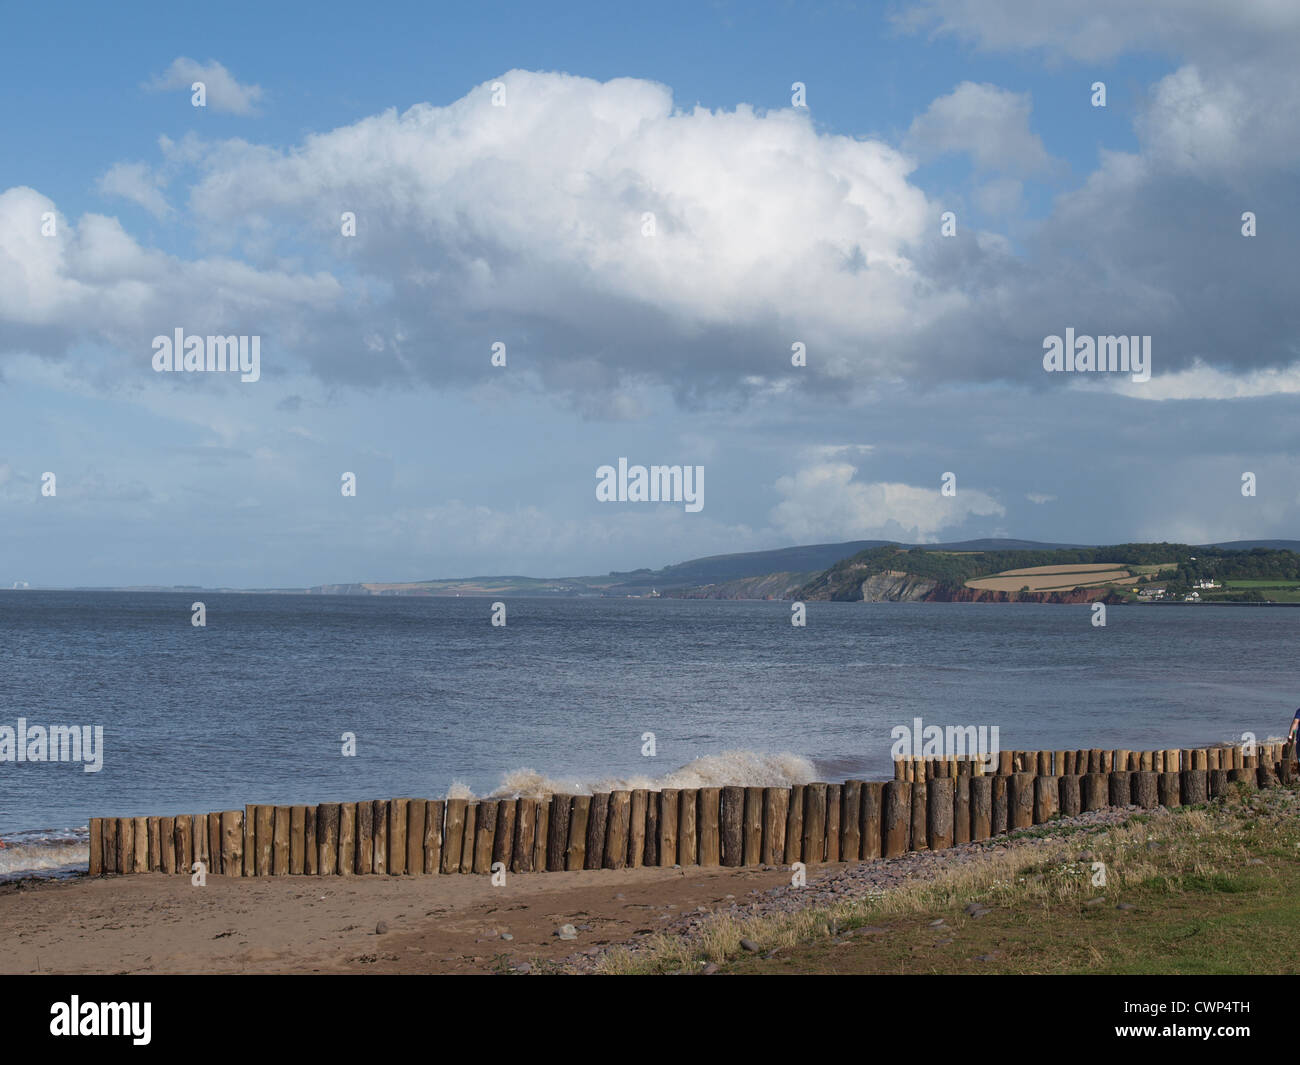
2 0 1298 587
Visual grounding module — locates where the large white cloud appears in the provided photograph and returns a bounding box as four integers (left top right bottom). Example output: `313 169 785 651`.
769 462 1005 542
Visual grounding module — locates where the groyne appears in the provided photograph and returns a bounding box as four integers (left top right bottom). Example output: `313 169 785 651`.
87 740 1296 877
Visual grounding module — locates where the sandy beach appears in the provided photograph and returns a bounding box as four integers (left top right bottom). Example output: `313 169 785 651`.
0 862 794 975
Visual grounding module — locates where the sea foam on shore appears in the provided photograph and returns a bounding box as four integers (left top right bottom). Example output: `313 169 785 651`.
463 750 818 800
0 828 88 881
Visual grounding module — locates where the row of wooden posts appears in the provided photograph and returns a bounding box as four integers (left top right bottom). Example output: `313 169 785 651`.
89 741 1297 878
893 742 1288 781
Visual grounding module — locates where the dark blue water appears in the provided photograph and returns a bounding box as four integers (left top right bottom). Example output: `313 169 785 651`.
1 591 1296 842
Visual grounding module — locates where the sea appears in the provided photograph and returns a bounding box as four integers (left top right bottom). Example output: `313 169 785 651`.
1 590 1295 878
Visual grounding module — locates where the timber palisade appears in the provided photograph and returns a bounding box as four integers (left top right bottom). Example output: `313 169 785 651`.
87 741 1297 877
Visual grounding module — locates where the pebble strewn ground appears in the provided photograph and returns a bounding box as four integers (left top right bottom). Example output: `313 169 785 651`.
558 805 1147 973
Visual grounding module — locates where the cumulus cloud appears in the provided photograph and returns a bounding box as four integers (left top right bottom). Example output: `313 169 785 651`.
906 82 1054 175
144 58 263 115
0 185 341 363
97 161 172 218
769 462 1004 542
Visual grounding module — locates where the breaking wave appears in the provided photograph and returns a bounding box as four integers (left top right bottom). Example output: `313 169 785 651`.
450 750 818 800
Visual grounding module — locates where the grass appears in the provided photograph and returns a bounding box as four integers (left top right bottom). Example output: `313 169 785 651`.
593 785 1300 975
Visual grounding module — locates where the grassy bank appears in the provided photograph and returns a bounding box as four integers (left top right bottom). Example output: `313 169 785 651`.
596 783 1300 975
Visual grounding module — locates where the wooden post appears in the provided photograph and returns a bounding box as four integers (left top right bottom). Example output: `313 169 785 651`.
823 784 841 863
1257 762 1279 789
998 750 1013 775
882 780 910 857
585 793 608 870
220 810 242 877
566 796 589 871
472 800 497 875
491 799 515 871
718 787 743 867
271 806 290 875
1209 768 1229 798
1037 751 1052 776
242 807 256 876
991 775 1008 835
1034 775 1058 823
175 815 192 875
927 777 954 850
628 790 649 868
1158 772 1180 807
303 805 318 875
548 794 572 872
441 799 466 874
138 816 153 872
1113 750 1130 777
909 780 928 851
782 786 803 865
605 791 632 869
387 798 409 875
952 775 971 844
1108 771 1130 808
840 781 862 861
696 788 721 867
1228 767 1257 791
1009 774 1034 829
207 813 221 877
643 792 659 867
1060 774 1082 816
353 802 371 875
332 802 353 877
254 805 273 877
1181 769 1208 805
408 798 428 876
101 817 117 875
970 777 992 841
317 803 340 875
425 800 444 875
511 798 536 873
457 804 476 873
676 789 696 866
859 782 882 859
1082 773 1107 812
1132 771 1158 808
88 818 104 876
372 800 391 874
801 784 827 863
764 789 791 866
532 799 548 872
1054 750 1068 776
743 787 765 866
192 815 209 873
155 817 171 875
659 789 680 866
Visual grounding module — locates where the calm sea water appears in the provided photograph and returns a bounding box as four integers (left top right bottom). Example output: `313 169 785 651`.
1 591 1296 871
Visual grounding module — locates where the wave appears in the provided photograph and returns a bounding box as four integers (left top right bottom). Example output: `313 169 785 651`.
0 828 88 881
468 750 818 800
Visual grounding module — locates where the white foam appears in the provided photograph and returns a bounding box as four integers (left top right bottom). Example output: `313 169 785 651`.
479 750 817 800
0 838 88 879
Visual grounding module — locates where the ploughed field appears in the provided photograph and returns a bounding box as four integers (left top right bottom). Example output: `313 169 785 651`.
965 564 1134 593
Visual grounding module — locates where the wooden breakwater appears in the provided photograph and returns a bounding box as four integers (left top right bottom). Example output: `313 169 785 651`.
88 741 1297 877
892 741 1290 781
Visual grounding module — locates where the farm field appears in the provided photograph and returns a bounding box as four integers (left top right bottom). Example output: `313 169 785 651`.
965 566 1132 592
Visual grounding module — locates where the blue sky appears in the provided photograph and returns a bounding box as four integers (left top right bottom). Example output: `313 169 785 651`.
2 1 1298 586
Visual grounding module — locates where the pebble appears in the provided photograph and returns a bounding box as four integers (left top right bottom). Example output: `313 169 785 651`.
1116 902 1136 911
375 920 389 935
556 924 578 940
739 938 760 952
